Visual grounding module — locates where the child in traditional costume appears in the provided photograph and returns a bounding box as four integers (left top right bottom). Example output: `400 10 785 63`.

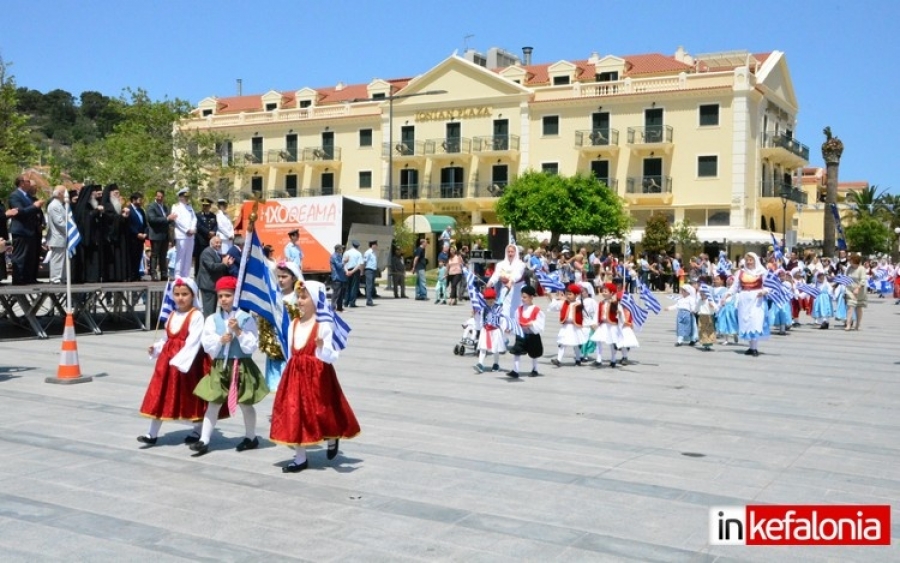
589 282 620 367
696 281 718 351
262 261 301 392
832 278 848 325
271 280 360 473
812 271 834 329
506 285 545 378
667 285 697 346
138 277 208 446
548 283 586 367
714 276 738 344
190 276 269 456
474 287 506 373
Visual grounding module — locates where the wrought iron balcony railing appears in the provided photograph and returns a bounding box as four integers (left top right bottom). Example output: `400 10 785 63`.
626 125 674 144
626 176 672 194
472 135 520 152
575 128 619 147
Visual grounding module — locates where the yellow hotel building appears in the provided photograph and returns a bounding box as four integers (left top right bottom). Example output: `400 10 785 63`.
182 46 811 251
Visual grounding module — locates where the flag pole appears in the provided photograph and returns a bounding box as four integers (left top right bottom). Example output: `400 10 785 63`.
64 192 72 314
234 193 263 303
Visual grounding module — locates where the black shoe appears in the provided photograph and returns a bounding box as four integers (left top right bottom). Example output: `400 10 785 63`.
327 439 340 460
574 359 583 367
474 363 485 373
688 341 696 346
282 460 309 473
184 432 201 445
751 349 759 357
506 370 520 378
337 308 344 312
491 364 500 372
189 441 209 455
620 358 629 366
529 370 541 377
136 435 157 446
551 359 561 367
609 361 617 368
819 322 829 330
744 349 754 355
236 437 259 452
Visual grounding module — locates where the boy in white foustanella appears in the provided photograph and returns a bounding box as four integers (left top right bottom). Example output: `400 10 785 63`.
505 285 545 378
548 283 586 367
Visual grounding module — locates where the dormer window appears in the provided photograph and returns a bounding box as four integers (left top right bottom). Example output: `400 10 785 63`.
596 71 619 82
372 93 386 100
202 109 213 117
299 100 311 108
553 76 570 85
265 103 277 111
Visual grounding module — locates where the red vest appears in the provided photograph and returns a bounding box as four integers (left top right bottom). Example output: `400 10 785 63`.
559 301 583 326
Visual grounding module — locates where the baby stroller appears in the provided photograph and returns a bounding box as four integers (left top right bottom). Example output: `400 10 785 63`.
453 317 479 356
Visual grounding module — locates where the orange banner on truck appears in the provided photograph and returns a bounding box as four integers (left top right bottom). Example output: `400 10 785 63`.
240 196 342 274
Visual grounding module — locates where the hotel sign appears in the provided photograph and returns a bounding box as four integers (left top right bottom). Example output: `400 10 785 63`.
415 107 491 122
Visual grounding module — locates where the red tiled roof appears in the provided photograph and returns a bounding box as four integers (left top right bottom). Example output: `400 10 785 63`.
621 53 692 75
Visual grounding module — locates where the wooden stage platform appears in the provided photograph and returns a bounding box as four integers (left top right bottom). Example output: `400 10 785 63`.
0 281 168 339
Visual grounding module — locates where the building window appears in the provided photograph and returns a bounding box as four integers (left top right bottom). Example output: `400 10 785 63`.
708 209 730 226
372 93 386 100
552 75 570 85
299 100 312 108
697 155 718 178
596 71 619 82
541 162 559 175
201 109 213 117
542 115 559 136
265 103 277 111
285 174 298 197
699 104 719 126
359 128 373 147
359 171 372 189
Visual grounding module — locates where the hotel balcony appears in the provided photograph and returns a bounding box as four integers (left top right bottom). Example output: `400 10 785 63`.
299 146 341 167
760 132 809 168
626 125 674 154
471 181 511 198
594 178 618 192
301 186 340 197
625 176 673 204
383 140 428 161
472 135 520 154
384 183 467 200
238 151 264 165
575 129 620 155
760 181 808 204
266 149 298 164
384 184 422 200
424 137 473 161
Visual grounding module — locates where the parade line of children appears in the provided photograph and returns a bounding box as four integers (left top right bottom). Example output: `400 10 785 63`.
137 275 359 474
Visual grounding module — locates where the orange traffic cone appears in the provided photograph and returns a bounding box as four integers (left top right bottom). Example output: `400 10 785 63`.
45 313 93 385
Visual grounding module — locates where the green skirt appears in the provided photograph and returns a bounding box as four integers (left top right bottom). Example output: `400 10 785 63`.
194 358 269 405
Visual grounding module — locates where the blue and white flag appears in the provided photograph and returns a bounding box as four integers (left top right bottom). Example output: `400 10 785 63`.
315 287 351 350
66 211 81 258
619 293 648 330
638 281 662 314
236 230 290 360
463 267 487 311
832 274 852 287
534 269 565 293
158 280 176 325
770 232 784 262
796 283 820 298
874 268 890 282
763 272 790 306
830 203 848 251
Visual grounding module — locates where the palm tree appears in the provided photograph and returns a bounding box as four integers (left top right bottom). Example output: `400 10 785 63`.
845 184 886 220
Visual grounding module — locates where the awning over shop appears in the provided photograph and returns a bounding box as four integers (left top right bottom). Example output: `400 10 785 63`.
343 195 402 209
404 214 455 233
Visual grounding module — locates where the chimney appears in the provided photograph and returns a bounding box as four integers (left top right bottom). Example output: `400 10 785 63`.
522 46 533 66
237 78 243 96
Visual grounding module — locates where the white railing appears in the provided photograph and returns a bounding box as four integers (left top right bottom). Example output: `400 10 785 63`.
535 71 737 101
185 105 354 128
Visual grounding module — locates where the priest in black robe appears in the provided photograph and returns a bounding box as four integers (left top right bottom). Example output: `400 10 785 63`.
101 183 130 282
72 184 105 283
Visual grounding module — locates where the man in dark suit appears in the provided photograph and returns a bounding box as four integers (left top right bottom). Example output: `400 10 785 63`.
127 192 149 281
146 189 174 281
196 236 233 316
7 175 45 285
193 197 218 277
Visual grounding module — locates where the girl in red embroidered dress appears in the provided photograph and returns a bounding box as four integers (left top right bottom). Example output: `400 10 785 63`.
137 277 209 446
271 280 360 473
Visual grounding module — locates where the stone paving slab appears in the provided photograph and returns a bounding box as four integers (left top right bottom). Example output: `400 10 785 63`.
0 293 898 561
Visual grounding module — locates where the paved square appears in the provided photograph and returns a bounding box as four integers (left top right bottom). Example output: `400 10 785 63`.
1 293 898 561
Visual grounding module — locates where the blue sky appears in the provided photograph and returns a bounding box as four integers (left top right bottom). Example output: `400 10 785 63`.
2 0 897 191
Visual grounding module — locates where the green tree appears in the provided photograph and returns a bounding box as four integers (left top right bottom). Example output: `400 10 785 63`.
392 219 416 257
495 170 630 247
844 215 892 256
0 56 38 194
641 213 672 256
845 185 887 220
671 218 700 257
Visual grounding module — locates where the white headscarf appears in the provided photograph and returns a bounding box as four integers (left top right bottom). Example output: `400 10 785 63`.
742 252 767 277
173 276 202 310
302 279 326 308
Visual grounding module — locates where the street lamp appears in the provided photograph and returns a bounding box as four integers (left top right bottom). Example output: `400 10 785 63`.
894 227 900 261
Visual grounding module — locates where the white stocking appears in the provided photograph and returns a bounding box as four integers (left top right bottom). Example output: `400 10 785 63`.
239 404 257 439
293 446 308 465
200 403 221 444
146 419 163 439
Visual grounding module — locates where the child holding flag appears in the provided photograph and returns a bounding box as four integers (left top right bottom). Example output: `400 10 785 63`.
271 280 360 474
137 277 208 446
189 276 269 456
506 285 545 378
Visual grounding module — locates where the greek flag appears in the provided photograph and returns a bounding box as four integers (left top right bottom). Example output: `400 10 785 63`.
463 267 487 311
874 268 890 282
66 211 81 258
832 274 852 287
796 283 820 298
158 280 176 325
315 288 351 350
638 280 662 314
763 272 790 306
236 230 290 359
534 269 565 293
619 293 648 329
770 232 784 262
830 203 848 251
